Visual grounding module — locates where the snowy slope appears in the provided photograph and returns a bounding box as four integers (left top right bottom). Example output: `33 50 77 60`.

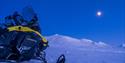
45 34 125 63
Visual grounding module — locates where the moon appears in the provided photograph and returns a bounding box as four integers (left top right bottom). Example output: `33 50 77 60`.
96 11 102 16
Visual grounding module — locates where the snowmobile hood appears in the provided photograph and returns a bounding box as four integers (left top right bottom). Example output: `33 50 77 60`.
7 26 48 46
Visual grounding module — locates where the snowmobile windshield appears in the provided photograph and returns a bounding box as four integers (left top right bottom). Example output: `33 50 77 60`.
21 6 37 22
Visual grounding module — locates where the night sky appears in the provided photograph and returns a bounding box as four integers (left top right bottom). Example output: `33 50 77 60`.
0 0 125 46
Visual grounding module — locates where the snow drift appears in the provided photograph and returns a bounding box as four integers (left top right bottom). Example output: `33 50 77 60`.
45 34 125 63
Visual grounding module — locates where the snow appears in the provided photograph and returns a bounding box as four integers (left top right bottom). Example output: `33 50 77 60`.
45 34 111 48
94 41 110 48
45 34 125 63
122 44 125 48
2 34 125 63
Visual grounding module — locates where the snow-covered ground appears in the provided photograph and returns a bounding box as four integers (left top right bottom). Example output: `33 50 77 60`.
45 34 125 63
1 34 124 63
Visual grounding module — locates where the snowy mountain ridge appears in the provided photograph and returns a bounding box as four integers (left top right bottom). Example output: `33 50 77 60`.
45 34 112 48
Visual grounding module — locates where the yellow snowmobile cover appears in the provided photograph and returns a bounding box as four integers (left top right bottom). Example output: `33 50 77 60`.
7 26 48 46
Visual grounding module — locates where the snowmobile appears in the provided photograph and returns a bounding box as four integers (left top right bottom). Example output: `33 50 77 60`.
0 6 65 63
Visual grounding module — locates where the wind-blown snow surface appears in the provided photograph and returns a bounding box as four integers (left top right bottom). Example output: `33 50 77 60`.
45 34 125 63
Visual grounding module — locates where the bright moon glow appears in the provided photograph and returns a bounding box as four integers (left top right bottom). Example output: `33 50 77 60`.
97 11 102 16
